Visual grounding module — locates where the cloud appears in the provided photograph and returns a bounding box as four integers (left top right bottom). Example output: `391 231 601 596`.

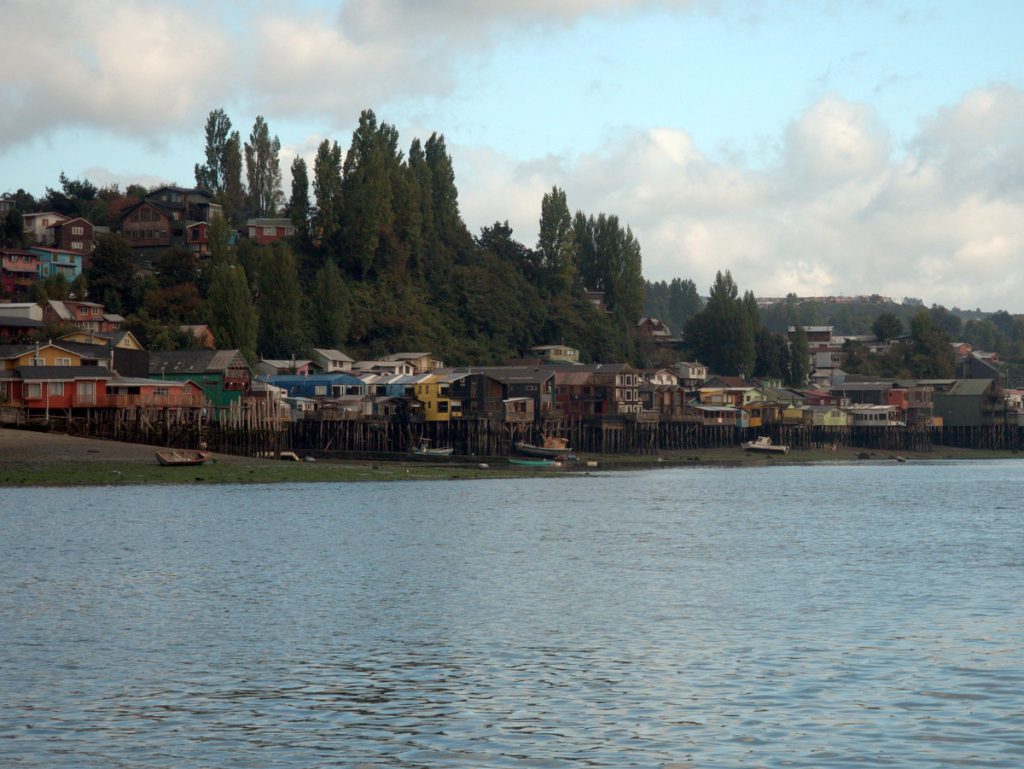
457 86 1024 312
0 1 234 145
0 0 704 147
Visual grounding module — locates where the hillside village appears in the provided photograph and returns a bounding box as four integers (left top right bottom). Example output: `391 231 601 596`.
3 109 1024 453
1 292 1022 447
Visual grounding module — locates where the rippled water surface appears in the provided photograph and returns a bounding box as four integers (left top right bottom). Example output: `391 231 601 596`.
2 461 1024 767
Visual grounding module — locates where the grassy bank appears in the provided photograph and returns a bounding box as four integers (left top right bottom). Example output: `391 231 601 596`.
1 439 1020 488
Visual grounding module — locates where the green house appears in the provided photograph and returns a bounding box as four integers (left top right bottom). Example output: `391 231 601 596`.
149 349 251 406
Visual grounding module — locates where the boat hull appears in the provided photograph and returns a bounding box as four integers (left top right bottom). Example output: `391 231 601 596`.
155 450 210 466
513 442 574 459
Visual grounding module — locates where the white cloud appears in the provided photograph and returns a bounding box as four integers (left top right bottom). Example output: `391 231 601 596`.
457 86 1024 312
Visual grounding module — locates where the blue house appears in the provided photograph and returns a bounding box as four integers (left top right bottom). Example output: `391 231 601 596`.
265 373 367 399
30 247 83 281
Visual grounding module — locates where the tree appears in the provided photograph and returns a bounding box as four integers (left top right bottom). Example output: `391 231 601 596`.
88 233 137 314
288 156 311 239
537 186 577 294
205 216 257 361
313 139 344 255
909 310 956 378
754 327 790 380
872 312 903 342
194 109 233 193
339 109 396 279
683 270 755 376
221 130 246 225
667 278 701 335
788 324 809 387
256 242 306 358
1 209 24 247
309 261 349 348
244 115 283 218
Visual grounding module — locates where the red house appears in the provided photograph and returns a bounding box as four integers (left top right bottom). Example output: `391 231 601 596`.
246 218 296 244
186 222 209 256
2 365 111 409
105 376 206 408
1 249 40 300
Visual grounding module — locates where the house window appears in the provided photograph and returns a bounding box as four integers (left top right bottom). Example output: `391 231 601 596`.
49 382 65 396
26 383 42 399
314 385 327 396
72 226 84 235
438 401 449 413
71 241 83 250
54 357 71 366
263 226 276 236
155 387 168 397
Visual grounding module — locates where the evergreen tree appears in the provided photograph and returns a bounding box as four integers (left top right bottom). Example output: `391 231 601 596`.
88 233 136 315
309 260 349 348
872 312 903 342
244 115 284 218
667 277 702 334
537 186 578 295
221 130 246 226
754 328 791 380
788 324 809 387
205 216 257 360
909 310 956 378
288 156 311 238
339 109 396 279
424 132 473 262
684 270 756 376
256 242 306 358
313 139 344 257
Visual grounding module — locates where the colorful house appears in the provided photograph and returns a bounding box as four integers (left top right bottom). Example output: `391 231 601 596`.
265 373 367 400
246 218 297 244
29 246 83 281
149 349 251 406
1 249 41 300
105 376 206 408
0 365 111 410
413 373 465 422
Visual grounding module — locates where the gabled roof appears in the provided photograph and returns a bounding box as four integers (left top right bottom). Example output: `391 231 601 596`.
312 348 354 363
16 365 112 380
149 349 248 375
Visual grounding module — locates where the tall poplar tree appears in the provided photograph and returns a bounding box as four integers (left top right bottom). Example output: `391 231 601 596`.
288 156 311 238
194 109 232 193
340 109 395 279
205 216 257 361
244 115 283 218
537 186 578 295
313 139 343 255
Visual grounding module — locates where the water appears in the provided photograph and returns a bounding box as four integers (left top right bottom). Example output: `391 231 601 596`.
2 461 1023 768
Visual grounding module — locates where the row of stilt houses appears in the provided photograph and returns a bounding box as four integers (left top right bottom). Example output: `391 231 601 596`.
3 339 1024 457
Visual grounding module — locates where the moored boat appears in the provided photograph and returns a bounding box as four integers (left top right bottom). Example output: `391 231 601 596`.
412 438 454 457
514 436 574 460
509 457 561 467
155 449 210 466
741 436 789 454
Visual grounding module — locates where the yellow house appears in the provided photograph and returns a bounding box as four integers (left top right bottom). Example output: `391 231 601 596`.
413 373 464 422
60 330 145 351
2 343 85 370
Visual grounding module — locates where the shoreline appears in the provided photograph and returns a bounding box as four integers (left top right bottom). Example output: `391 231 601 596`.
1 426 1020 487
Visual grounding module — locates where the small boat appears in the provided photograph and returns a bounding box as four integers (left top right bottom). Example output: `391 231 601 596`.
514 436 574 459
155 449 210 466
412 438 454 457
741 436 789 454
509 457 561 467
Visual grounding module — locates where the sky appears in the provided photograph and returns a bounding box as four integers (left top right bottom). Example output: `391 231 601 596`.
2 0 1024 312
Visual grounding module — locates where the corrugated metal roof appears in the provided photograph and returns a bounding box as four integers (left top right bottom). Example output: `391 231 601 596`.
16 365 112 380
